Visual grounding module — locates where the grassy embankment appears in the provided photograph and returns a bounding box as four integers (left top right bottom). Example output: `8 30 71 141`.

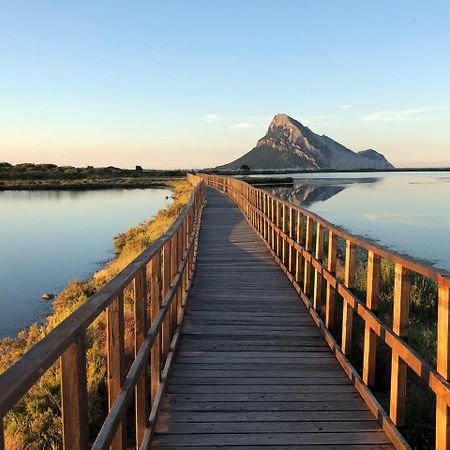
0 179 193 449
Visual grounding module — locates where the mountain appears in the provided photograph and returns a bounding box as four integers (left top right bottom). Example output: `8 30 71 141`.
217 114 395 171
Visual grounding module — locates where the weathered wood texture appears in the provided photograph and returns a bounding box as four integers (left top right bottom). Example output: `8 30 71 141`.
152 188 394 449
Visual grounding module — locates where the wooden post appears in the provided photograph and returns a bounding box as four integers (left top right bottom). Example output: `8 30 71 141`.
288 207 294 274
313 222 324 310
325 231 338 329
0 418 3 450
363 252 381 386
259 191 264 235
263 194 268 241
150 251 162 404
177 227 183 319
271 198 275 251
390 263 410 426
282 204 287 266
134 269 148 448
107 293 125 450
295 211 304 284
303 216 313 295
276 201 281 257
183 217 189 300
436 284 450 449
161 241 172 354
170 233 178 332
61 333 89 450
341 241 356 355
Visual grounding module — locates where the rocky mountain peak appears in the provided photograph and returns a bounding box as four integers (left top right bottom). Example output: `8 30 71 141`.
261 114 315 155
267 114 305 140
269 113 296 129
217 114 394 171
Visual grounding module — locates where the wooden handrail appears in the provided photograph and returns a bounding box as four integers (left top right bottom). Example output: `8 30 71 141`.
197 173 450 450
0 178 205 449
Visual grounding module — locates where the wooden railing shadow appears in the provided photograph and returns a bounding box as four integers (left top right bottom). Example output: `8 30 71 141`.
0 178 204 449
196 173 450 450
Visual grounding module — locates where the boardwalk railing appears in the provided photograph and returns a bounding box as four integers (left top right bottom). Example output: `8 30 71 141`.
197 173 450 450
0 179 204 449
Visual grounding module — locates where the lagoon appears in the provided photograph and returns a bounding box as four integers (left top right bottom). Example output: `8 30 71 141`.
0 188 172 337
258 171 450 272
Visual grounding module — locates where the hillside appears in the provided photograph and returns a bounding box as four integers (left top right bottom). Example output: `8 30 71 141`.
218 114 394 171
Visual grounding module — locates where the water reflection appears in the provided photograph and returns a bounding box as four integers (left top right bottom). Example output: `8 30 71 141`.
261 172 450 272
0 188 172 337
267 177 381 207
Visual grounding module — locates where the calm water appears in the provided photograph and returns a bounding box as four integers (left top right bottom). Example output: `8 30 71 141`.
0 188 172 337
257 172 450 272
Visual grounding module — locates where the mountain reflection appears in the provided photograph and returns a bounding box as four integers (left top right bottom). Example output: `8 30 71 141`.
266 177 381 208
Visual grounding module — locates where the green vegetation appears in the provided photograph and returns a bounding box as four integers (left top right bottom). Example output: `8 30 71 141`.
0 162 186 190
327 255 438 449
0 180 194 449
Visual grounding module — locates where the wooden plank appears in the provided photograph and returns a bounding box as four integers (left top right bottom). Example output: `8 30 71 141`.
175 354 335 363
162 399 371 412
389 263 410 426
60 333 88 450
168 376 352 385
363 251 380 386
165 392 361 402
107 293 125 450
156 420 383 434
437 284 450 449
152 432 392 446
171 368 352 379
151 444 393 450
166 384 357 394
157 410 374 423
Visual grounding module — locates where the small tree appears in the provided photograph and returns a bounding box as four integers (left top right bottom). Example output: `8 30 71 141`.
135 165 143 171
240 164 250 171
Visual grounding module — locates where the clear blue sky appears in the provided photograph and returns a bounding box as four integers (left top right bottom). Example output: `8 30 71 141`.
1 0 449 168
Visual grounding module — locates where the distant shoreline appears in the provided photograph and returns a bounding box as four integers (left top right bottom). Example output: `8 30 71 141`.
0 179 174 191
209 167 450 176
0 163 184 191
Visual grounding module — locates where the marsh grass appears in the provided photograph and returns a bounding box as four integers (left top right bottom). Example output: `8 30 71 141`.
330 255 438 449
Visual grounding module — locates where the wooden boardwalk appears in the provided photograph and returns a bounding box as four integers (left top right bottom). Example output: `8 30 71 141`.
152 188 394 449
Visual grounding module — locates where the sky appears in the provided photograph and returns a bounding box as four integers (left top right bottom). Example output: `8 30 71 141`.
0 0 449 169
